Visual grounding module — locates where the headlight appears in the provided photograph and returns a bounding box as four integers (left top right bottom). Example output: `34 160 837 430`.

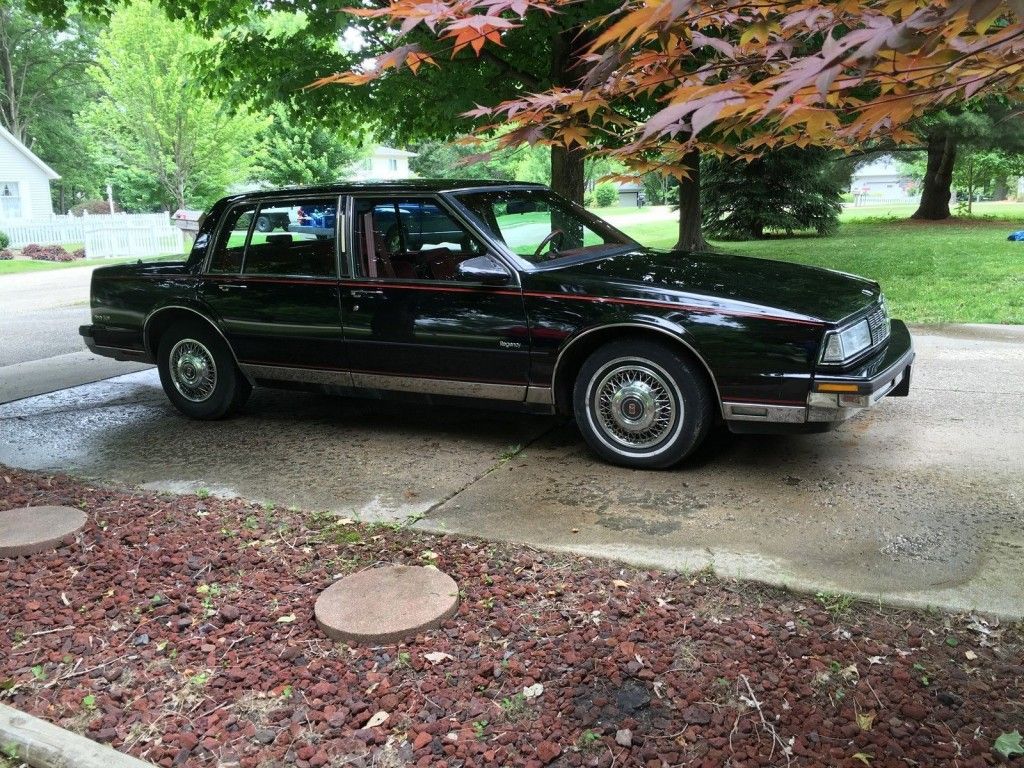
821 319 872 363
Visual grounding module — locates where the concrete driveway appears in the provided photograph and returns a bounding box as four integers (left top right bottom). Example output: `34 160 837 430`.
1 324 1021 618
0 266 151 403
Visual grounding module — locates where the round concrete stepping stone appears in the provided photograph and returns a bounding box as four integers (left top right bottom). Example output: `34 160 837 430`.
0 506 87 557
315 565 459 644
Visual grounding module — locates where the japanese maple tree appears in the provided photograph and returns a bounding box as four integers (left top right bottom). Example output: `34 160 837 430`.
319 0 1024 196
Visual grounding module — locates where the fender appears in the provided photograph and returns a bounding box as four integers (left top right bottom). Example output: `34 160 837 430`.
550 318 724 416
142 303 254 384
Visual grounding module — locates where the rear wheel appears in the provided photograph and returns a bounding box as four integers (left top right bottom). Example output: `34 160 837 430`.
157 319 251 419
573 340 713 469
255 215 273 232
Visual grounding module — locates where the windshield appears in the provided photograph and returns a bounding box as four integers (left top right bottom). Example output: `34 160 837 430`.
454 189 634 265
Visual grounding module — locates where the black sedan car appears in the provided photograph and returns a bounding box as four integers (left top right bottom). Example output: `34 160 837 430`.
81 181 913 469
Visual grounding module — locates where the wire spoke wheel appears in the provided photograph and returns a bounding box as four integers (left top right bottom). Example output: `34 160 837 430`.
591 362 678 450
168 338 218 403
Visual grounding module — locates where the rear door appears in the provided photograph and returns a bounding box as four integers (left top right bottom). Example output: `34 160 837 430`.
199 195 346 374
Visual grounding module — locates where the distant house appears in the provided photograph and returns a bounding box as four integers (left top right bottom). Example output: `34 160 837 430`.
616 182 644 207
849 156 917 202
0 124 59 223
353 146 417 181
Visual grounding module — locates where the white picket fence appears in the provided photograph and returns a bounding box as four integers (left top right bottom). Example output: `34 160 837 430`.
848 195 922 207
2 212 184 258
85 226 185 259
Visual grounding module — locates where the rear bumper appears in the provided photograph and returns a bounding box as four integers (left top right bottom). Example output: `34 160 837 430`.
80 324 152 363
725 319 914 434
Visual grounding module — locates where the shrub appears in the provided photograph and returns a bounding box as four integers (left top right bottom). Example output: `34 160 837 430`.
0 248 13 260
594 183 619 207
70 199 123 216
72 248 86 260
24 244 76 262
0 231 8 249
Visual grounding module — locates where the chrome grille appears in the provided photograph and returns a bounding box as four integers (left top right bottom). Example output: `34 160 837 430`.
867 304 890 345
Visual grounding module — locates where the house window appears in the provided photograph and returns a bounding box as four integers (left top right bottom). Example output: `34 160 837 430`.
0 182 22 220
387 158 399 172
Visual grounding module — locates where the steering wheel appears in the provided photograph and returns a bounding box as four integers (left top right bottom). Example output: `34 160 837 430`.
533 228 565 260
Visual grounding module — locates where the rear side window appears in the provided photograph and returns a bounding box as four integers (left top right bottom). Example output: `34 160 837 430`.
208 204 255 273
243 199 339 278
207 198 341 277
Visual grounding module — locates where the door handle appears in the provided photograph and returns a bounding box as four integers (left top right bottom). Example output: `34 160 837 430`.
217 284 247 292
350 289 384 298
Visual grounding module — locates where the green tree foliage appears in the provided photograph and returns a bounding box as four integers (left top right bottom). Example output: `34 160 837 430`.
83 0 262 211
252 104 366 187
701 148 844 240
409 137 550 183
0 1 102 210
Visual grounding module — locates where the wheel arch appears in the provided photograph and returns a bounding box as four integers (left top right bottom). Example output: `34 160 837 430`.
550 321 723 417
143 305 252 384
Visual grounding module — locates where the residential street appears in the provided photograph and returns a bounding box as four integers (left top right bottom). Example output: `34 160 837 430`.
2 323 1021 618
0 266 151 402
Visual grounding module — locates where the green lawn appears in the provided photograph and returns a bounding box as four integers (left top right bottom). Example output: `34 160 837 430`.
619 212 1024 325
0 253 183 275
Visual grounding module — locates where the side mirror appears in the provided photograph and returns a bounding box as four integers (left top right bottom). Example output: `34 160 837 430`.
457 255 511 286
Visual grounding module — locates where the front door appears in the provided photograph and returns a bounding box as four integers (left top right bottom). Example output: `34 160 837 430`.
199 195 345 376
340 195 530 400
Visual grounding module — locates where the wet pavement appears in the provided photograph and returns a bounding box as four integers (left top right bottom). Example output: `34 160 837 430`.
1 324 1022 617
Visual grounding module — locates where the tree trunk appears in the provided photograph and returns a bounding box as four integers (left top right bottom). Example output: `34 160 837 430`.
551 144 586 204
993 176 1008 201
674 149 707 251
912 133 956 220
548 27 586 206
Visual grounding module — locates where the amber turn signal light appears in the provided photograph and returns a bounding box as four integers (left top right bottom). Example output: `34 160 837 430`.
816 383 860 393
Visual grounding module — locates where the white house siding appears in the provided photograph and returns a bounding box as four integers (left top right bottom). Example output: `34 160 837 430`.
0 131 57 224
353 146 417 181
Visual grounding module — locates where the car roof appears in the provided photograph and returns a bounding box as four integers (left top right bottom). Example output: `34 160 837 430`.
222 179 548 203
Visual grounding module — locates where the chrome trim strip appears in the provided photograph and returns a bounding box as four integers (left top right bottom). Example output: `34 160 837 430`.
240 363 353 387
525 385 554 405
350 372 525 401
723 402 807 423
550 323 725 417
142 305 253 385
240 364 527 401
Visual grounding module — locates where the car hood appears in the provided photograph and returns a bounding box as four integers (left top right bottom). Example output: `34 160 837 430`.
541 247 879 325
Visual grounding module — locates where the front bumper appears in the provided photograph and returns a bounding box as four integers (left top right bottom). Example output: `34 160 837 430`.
725 319 914 433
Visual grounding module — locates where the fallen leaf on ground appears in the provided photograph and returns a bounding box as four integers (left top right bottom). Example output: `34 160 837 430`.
366 711 389 728
276 614 296 624
523 683 544 699
424 652 454 664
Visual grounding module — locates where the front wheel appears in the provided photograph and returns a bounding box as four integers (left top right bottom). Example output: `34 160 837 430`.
573 340 713 469
157 319 251 419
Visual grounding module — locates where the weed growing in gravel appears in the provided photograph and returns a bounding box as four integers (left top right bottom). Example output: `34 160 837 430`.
577 730 602 750
196 488 210 499
500 692 529 722
816 590 855 621
472 720 488 740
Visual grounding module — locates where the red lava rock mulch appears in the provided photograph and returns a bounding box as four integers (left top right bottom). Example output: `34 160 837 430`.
1 467 1022 768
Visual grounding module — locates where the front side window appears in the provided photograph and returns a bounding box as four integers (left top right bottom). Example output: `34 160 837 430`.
456 189 632 265
353 197 484 281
